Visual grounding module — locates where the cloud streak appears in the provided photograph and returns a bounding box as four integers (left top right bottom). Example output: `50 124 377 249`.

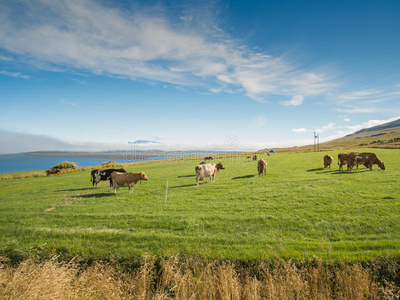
0 0 336 102
281 95 304 106
58 99 80 107
0 70 30 79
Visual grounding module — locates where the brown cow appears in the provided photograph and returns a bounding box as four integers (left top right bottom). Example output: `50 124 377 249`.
323 155 333 168
257 159 267 176
110 171 148 194
338 152 368 170
338 153 357 170
195 162 225 185
347 152 385 171
253 155 257 161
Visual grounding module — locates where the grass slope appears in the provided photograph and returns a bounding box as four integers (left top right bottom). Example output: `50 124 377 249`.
0 148 399 262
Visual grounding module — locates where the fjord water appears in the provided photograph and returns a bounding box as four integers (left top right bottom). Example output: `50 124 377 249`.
0 155 169 173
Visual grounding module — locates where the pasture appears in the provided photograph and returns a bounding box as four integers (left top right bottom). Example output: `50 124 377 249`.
0 148 399 262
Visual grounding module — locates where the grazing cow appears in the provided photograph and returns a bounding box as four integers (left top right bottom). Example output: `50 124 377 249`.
246 155 252 159
199 161 207 165
338 153 363 170
338 153 350 170
257 159 267 176
110 171 148 194
253 155 257 161
204 156 213 160
91 168 126 188
347 152 385 171
323 155 333 168
46 168 60 176
195 162 225 185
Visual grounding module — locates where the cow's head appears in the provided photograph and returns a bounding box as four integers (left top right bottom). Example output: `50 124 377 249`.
95 171 102 181
119 168 127 172
216 162 225 170
140 171 149 181
379 161 385 170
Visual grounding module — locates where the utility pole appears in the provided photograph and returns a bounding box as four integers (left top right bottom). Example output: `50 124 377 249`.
314 132 316 151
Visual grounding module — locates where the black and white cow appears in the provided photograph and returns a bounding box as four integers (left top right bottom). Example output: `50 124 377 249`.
91 168 126 188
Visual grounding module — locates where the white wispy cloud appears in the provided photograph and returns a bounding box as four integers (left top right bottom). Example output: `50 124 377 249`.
335 107 379 114
315 122 336 134
337 89 381 101
58 99 80 107
292 128 307 133
281 95 304 106
0 0 336 102
334 86 400 114
0 70 30 79
338 115 351 122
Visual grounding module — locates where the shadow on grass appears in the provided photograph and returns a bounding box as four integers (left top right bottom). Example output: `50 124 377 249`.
328 169 369 175
171 184 197 188
232 175 256 180
177 175 196 178
306 168 325 172
60 187 108 192
71 193 113 198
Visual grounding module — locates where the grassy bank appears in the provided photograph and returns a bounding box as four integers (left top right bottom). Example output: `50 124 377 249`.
0 148 399 262
1 255 399 299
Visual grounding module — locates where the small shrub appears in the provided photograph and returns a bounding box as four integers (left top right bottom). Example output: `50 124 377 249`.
99 161 122 168
52 161 78 170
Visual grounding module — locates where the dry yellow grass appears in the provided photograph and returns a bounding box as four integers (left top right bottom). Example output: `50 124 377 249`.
1 256 398 299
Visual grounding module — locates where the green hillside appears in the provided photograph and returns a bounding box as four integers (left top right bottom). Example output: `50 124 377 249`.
1 148 399 262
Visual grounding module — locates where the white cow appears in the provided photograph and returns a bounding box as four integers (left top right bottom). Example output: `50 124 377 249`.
195 162 225 185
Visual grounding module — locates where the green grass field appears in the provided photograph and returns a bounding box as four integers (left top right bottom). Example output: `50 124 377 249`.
1 148 399 262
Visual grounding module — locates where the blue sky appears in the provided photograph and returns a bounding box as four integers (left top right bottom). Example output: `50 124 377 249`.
0 0 399 153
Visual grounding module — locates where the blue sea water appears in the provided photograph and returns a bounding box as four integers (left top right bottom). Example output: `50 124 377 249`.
0 155 170 173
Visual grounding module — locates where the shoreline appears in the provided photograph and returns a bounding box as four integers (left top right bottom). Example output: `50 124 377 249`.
0 153 235 176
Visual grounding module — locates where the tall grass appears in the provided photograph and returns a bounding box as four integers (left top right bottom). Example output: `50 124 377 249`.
1 255 398 299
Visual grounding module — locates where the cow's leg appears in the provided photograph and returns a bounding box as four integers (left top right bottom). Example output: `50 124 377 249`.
112 180 117 194
196 175 199 185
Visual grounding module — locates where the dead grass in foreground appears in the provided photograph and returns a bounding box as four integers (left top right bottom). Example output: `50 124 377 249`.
1 256 399 299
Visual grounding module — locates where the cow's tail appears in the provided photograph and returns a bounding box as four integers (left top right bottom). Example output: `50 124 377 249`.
337 154 341 165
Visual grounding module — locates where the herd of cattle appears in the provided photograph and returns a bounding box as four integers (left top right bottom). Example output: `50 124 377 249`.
89 152 385 194
323 152 385 171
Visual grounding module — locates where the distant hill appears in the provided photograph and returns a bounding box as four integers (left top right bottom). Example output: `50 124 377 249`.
261 118 400 153
345 119 400 136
